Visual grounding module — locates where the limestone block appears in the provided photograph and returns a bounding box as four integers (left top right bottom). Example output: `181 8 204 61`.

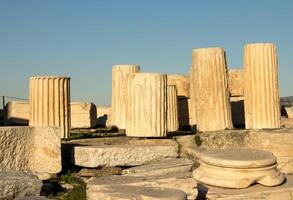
70 102 97 129
0 171 42 200
167 75 190 98
29 76 71 139
193 148 284 188
96 106 111 127
71 144 178 167
0 126 62 180
87 172 197 200
204 175 293 200
126 73 167 137
111 65 140 129
244 43 280 129
191 47 233 131
281 118 293 129
245 129 293 174
87 185 187 200
167 85 179 132
122 158 194 177
4 101 29 125
286 107 293 118
228 69 243 97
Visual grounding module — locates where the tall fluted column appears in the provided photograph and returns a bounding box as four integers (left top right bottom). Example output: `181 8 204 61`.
126 73 167 137
29 76 71 139
244 43 280 129
189 67 196 128
167 85 179 132
191 47 233 131
111 65 140 129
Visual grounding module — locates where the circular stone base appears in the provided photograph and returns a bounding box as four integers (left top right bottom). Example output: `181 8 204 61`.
193 148 285 188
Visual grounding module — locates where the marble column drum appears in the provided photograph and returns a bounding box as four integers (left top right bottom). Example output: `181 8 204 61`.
126 73 167 137
167 85 179 132
244 43 280 129
191 47 233 131
29 76 71 139
111 65 140 130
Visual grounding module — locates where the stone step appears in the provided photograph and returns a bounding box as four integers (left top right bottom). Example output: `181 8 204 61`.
122 158 194 177
87 172 197 200
71 143 178 167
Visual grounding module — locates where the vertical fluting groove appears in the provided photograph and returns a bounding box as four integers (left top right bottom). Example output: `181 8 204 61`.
244 43 280 129
126 73 167 137
29 76 71 138
167 85 179 132
191 47 233 131
111 65 140 130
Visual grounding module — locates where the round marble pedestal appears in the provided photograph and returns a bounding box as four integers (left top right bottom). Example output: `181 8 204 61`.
193 148 285 188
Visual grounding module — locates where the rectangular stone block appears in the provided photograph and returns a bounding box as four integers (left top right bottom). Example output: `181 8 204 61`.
286 107 293 118
228 69 243 97
96 106 111 127
71 102 97 128
0 126 61 180
167 75 190 98
4 101 29 125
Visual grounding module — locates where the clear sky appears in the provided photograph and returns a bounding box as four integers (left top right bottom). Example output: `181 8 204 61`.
0 0 292 106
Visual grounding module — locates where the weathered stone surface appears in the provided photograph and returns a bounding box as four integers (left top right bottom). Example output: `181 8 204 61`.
204 175 293 200
29 76 71 139
71 144 178 167
0 171 42 200
122 158 193 177
281 118 293 128
126 73 167 137
4 101 29 125
167 85 179 132
167 75 190 98
191 47 233 131
228 69 243 97
87 172 197 199
245 129 293 174
198 130 248 150
193 148 285 188
96 106 111 127
244 43 280 129
0 127 61 180
87 185 187 200
112 65 140 129
286 107 293 118
70 102 97 128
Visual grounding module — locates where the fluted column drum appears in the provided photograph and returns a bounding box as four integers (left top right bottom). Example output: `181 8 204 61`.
167 85 179 132
191 47 233 131
29 76 71 139
126 73 167 137
244 43 280 129
111 65 140 129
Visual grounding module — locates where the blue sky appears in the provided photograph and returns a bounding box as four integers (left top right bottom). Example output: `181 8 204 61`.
0 0 292 106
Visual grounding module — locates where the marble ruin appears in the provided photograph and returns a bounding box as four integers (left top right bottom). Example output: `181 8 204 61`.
1 42 292 199
191 47 233 131
193 148 285 188
111 64 140 130
70 102 97 129
244 43 281 129
29 76 71 139
126 73 167 137
167 85 179 132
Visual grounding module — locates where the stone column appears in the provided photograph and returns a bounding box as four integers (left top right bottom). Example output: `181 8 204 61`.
244 43 280 129
126 73 167 137
167 85 179 132
189 67 196 128
111 65 140 130
191 47 233 131
29 76 71 139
